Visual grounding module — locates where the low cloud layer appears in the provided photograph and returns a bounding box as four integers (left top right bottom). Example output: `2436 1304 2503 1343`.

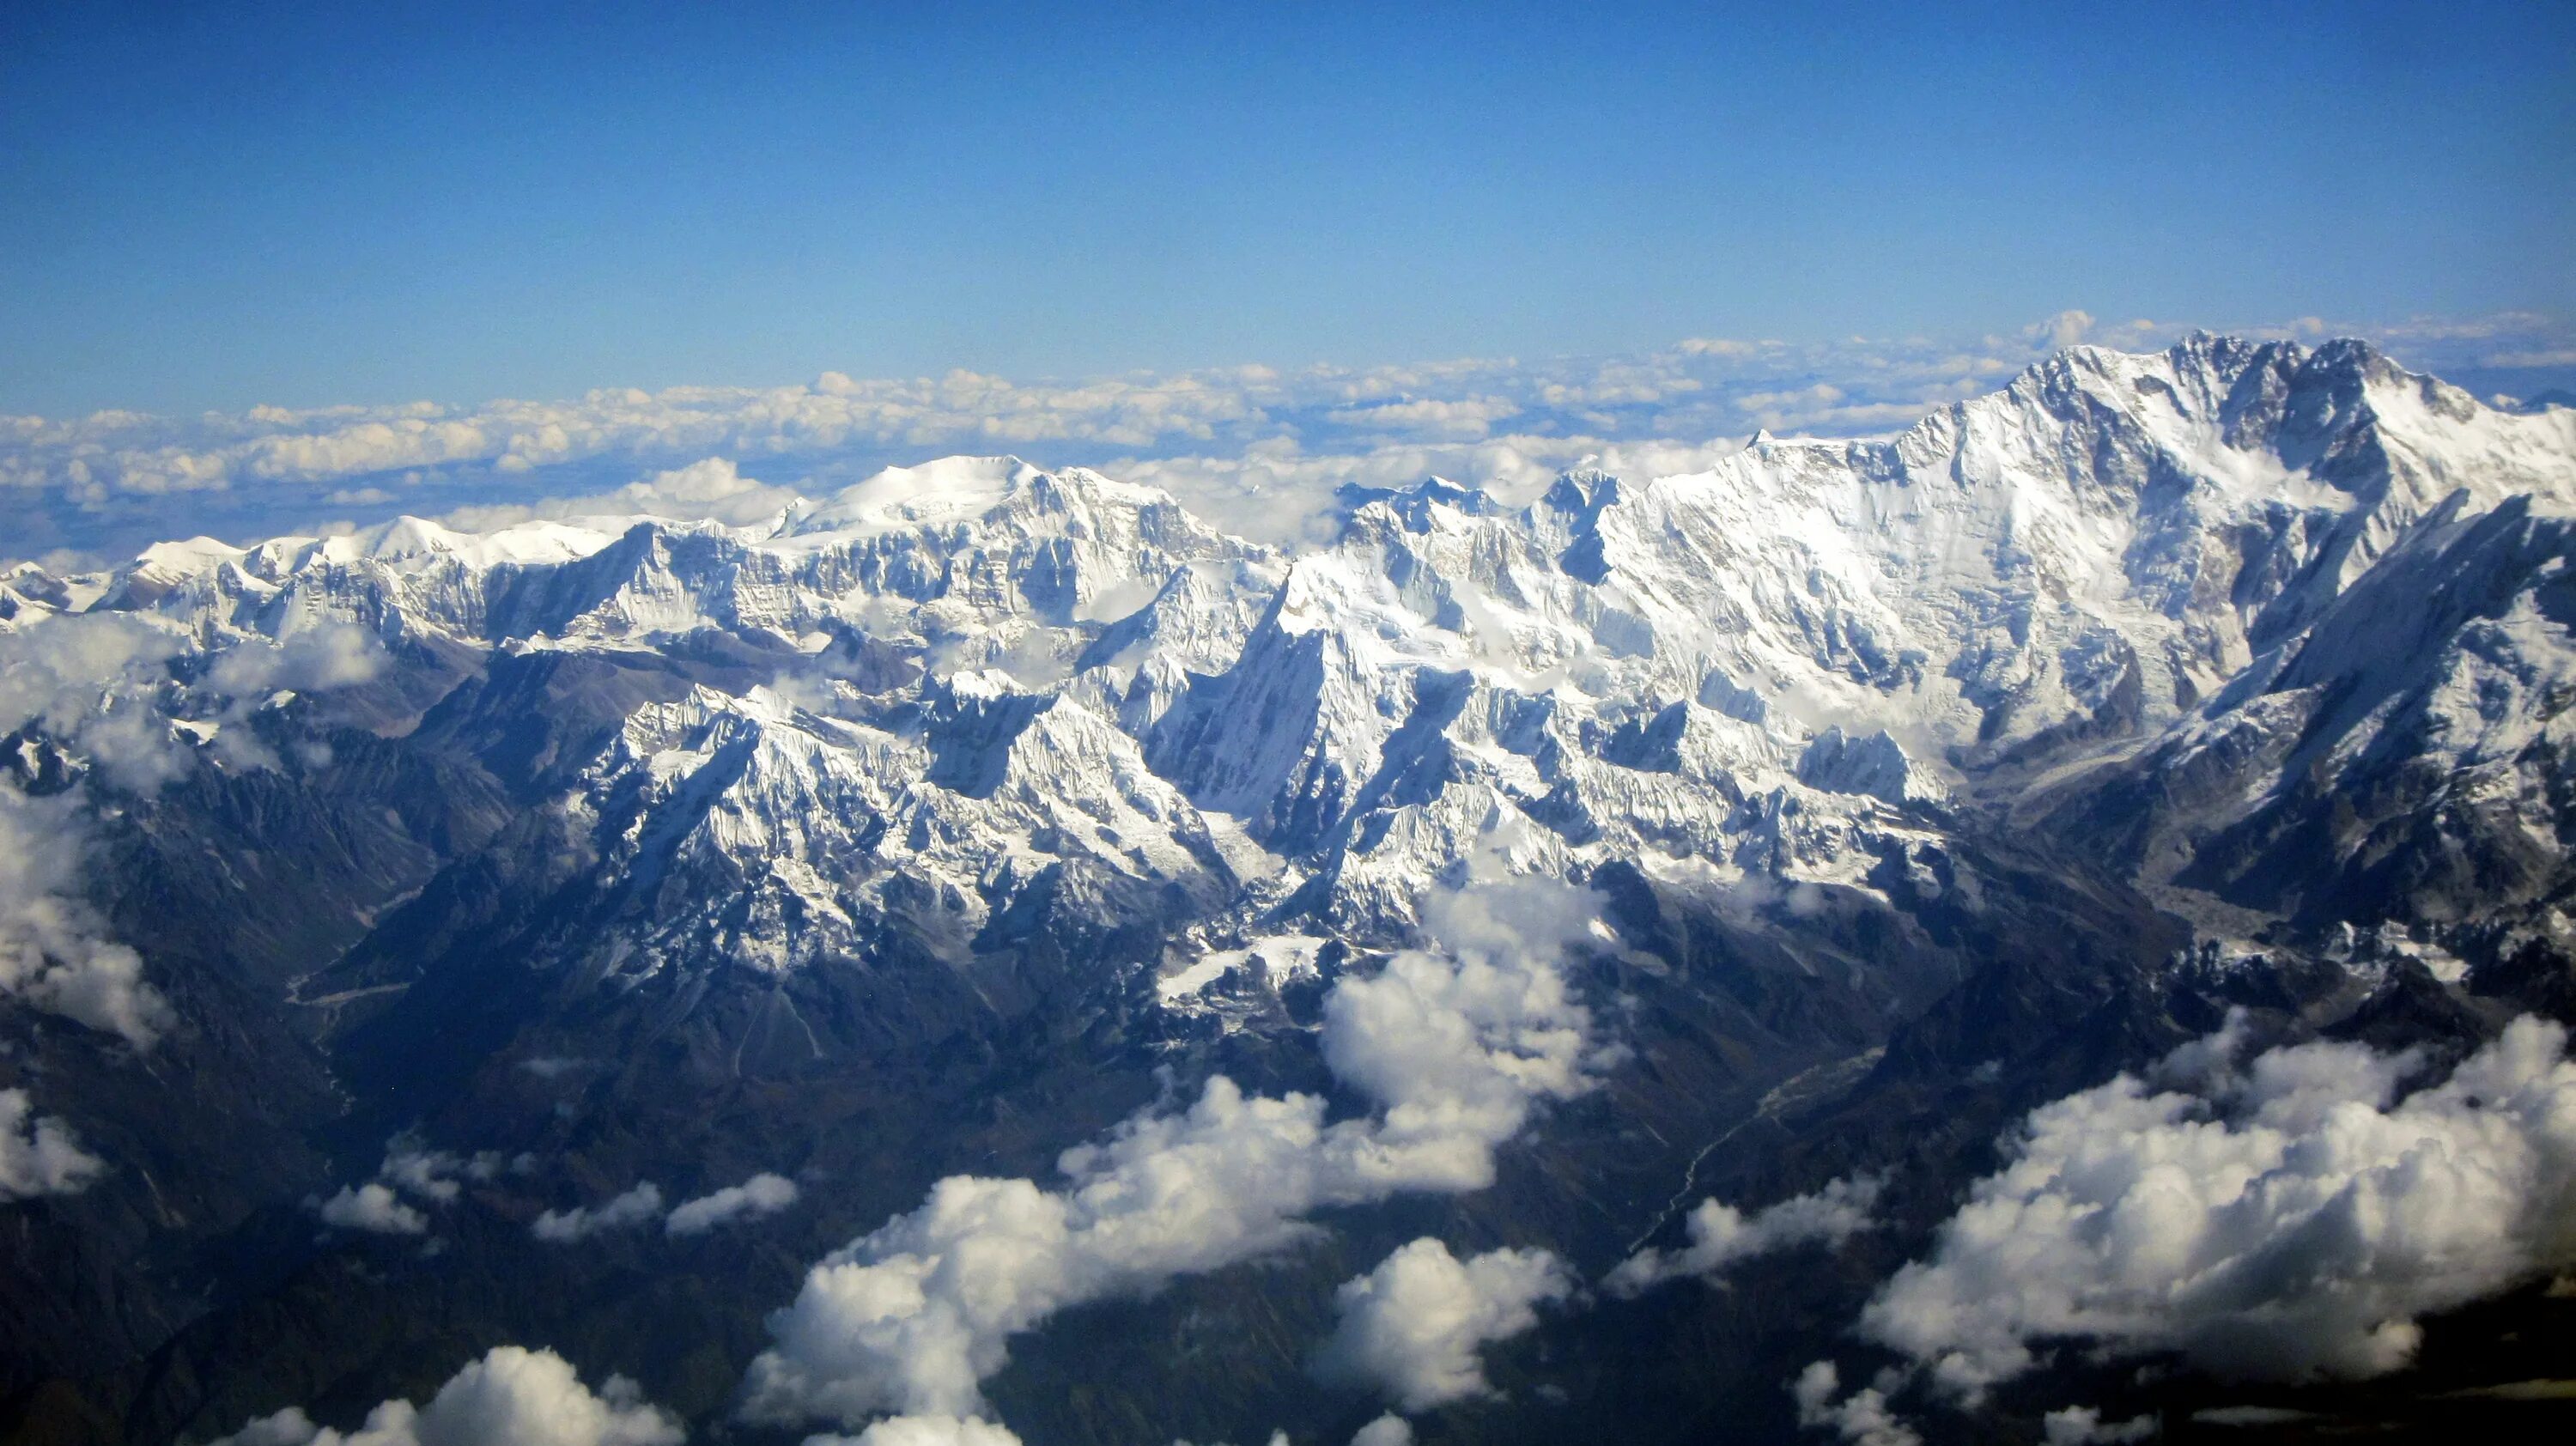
210 1344 682 1446
0 1087 103 1200
1858 1013 2576 1398
738 873 1608 1434
1606 1176 1880 1296
1313 1238 1573 1412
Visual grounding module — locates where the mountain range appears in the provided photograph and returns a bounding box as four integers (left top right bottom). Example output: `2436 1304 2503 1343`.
4 334 2574 1446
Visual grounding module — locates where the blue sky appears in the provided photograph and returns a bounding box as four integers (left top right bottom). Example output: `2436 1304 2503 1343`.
2 1 2568 417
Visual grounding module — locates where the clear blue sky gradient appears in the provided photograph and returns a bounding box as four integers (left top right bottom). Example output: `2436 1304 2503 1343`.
3 0 2568 416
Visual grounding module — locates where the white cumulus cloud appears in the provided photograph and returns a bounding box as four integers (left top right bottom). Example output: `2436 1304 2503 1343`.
1313 1237 1573 1411
315 1182 428 1236
1349 1416 1413 1446
1792 1360 1920 1446
1859 1014 2576 1399
208 1344 682 1446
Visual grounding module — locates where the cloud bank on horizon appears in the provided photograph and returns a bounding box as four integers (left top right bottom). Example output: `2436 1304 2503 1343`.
5 310 2569 567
